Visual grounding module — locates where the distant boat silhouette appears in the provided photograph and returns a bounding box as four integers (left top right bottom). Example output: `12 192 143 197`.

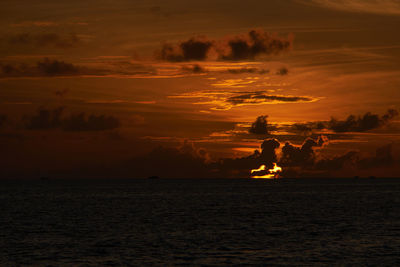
148 176 160 179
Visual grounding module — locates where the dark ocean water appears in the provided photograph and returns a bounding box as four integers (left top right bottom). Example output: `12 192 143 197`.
1 178 400 266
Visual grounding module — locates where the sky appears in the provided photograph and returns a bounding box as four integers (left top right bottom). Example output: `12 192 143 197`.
1 0 400 178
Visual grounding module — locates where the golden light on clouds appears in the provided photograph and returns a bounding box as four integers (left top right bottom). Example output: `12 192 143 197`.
169 90 319 110
251 163 282 179
1 0 399 179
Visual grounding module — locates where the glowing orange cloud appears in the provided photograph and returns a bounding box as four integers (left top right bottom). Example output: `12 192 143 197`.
251 163 282 179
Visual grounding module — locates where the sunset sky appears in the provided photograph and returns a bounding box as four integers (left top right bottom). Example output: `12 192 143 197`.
1 0 400 178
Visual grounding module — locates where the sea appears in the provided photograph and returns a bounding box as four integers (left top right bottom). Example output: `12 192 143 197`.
0 178 399 266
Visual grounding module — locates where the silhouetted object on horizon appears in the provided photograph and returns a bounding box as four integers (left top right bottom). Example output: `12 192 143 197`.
148 176 160 179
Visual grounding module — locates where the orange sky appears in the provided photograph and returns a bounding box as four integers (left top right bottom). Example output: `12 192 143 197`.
1 0 400 178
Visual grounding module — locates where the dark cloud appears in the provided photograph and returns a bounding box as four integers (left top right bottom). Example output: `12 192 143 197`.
227 91 314 106
314 144 395 177
1 59 80 77
62 113 120 132
120 138 282 178
315 151 358 173
0 58 102 78
227 67 269 74
289 109 398 133
328 109 398 132
260 139 281 166
357 144 394 169
25 107 65 130
181 39 213 61
159 38 213 62
1 62 30 77
182 64 206 73
0 59 156 78
4 33 80 48
249 115 270 135
24 107 120 131
280 136 327 167
210 112 399 177
221 30 293 61
291 123 313 134
288 121 325 134
157 29 293 62
277 136 396 177
37 58 80 76
170 90 318 110
124 141 211 178
276 67 289 75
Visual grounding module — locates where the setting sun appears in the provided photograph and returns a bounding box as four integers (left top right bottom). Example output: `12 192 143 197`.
0 0 399 179
1 1 400 266
251 163 282 179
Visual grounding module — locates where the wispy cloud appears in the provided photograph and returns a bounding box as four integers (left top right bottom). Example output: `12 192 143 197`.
2 33 81 48
0 58 91 78
23 107 121 132
10 21 88 27
85 99 156 105
11 21 58 27
169 90 318 110
0 58 157 79
304 0 400 15
211 78 259 88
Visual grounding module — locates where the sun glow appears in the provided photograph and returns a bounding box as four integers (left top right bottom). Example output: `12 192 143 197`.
251 163 282 179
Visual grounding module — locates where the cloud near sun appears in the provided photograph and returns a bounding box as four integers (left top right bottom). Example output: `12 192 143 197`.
118 134 397 179
1 0 400 179
169 90 318 110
